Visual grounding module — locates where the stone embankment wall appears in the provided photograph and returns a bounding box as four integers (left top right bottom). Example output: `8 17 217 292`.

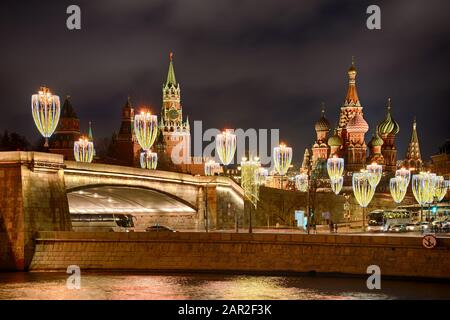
30 231 450 279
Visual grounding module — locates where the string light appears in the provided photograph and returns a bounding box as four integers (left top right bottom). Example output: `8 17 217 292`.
241 156 261 208
327 156 344 180
331 176 344 195
366 162 382 187
412 172 434 207
434 175 447 202
31 86 61 147
134 111 158 151
395 167 411 189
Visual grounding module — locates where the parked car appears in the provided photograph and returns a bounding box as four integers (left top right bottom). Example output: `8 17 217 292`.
405 223 421 232
145 225 177 232
388 224 407 233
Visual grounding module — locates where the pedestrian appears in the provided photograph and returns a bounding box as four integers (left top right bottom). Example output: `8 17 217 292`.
329 221 333 233
334 223 338 233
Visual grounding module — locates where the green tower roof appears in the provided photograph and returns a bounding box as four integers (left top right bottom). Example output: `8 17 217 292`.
165 52 177 87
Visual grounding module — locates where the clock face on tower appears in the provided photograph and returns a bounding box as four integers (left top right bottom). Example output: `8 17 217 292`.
168 109 178 120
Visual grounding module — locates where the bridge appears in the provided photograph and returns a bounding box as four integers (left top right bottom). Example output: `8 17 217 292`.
0 151 244 270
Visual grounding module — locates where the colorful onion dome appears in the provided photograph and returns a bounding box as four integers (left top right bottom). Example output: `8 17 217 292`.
346 113 369 133
328 129 343 146
368 132 384 147
315 104 330 132
378 98 400 136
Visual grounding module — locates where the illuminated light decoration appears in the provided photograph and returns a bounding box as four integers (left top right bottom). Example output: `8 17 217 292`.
140 150 158 169
366 162 382 187
273 144 292 176
433 175 447 202
241 156 261 208
74 137 94 163
412 172 434 207
389 176 407 203
258 167 269 185
426 173 438 204
327 156 344 180
216 130 237 166
330 176 344 195
134 111 158 151
204 160 221 176
352 171 376 229
295 173 309 192
395 167 411 189
31 86 61 147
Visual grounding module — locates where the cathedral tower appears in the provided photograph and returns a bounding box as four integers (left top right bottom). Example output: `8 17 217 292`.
312 104 330 162
377 98 400 172
337 59 368 171
160 52 190 164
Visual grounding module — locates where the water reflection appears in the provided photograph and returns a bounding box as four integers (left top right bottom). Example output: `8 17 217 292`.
0 272 449 300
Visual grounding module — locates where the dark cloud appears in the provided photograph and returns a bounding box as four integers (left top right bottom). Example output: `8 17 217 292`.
0 0 449 160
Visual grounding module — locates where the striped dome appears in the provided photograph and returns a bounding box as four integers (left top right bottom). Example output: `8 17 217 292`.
346 113 369 133
328 131 343 146
378 99 400 136
315 115 330 132
368 133 384 147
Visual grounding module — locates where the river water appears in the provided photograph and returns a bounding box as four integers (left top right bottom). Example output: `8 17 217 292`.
0 272 449 300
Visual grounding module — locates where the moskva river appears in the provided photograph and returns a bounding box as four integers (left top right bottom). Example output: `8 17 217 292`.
0 272 449 300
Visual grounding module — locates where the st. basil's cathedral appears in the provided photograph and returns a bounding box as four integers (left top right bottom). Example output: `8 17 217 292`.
308 59 423 175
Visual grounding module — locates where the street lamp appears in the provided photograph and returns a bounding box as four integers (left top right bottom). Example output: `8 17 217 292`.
352 171 377 231
273 144 292 189
241 156 261 233
134 111 158 169
31 86 61 148
74 137 94 163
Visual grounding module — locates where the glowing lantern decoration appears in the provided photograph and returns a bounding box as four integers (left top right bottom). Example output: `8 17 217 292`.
366 162 383 187
134 111 158 151
352 171 376 229
74 137 94 163
241 156 261 208
412 172 434 207
433 175 447 202
273 144 292 176
331 176 344 195
327 156 344 180
390 176 407 203
216 130 237 166
204 160 221 176
395 167 411 189
140 150 158 170
295 173 309 192
31 86 61 147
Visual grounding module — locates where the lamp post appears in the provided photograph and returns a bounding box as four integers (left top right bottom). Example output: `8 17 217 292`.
352 171 377 231
31 86 61 148
241 156 261 233
134 110 158 169
273 144 292 189
74 137 94 163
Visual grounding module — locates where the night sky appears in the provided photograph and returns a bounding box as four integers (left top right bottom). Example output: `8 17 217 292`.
0 0 449 162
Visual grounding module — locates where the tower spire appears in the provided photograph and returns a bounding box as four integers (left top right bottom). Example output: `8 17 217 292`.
345 57 360 106
88 121 93 141
404 117 422 170
165 52 177 87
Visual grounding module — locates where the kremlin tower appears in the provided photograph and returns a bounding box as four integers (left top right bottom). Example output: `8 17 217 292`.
159 52 191 164
49 96 81 160
403 117 423 170
376 98 400 172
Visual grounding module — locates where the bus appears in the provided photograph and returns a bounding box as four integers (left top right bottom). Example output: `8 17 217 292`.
71 213 135 231
367 209 412 232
